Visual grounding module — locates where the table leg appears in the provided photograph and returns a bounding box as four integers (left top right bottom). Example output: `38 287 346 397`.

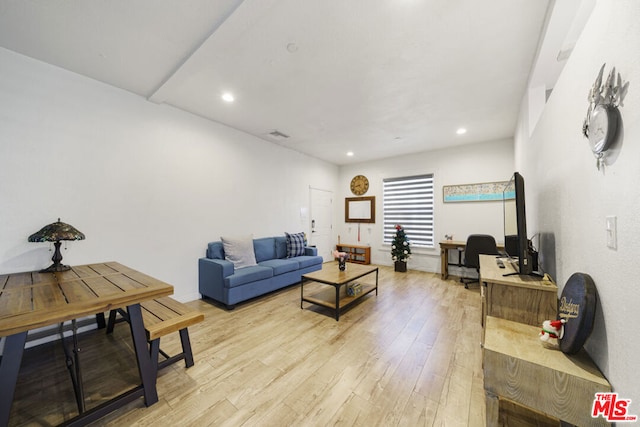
375 269 379 295
441 247 448 280
0 331 27 426
59 319 86 414
300 278 304 309
335 285 340 321
127 303 158 406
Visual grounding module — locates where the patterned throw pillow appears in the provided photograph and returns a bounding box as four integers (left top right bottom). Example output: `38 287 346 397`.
285 232 306 258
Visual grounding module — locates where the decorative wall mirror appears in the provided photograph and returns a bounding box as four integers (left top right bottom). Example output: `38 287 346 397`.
345 196 375 223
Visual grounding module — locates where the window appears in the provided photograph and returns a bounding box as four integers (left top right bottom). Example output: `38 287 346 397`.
383 174 434 247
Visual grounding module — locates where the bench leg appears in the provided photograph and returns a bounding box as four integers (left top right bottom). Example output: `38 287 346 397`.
106 309 128 334
107 309 196 371
179 328 195 368
148 338 160 379
154 328 196 371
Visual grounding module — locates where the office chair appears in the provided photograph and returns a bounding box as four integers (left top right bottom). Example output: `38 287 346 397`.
460 234 499 288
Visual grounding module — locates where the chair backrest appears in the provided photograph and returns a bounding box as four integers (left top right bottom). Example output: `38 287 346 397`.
464 234 499 269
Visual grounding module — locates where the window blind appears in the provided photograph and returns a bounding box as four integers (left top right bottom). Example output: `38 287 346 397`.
383 174 434 247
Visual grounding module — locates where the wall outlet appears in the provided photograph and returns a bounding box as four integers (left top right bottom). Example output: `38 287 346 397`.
606 216 617 249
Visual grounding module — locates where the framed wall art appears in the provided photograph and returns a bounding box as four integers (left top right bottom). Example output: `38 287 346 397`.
443 181 512 203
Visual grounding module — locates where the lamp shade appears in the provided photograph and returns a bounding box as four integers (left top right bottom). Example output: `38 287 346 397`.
28 218 85 272
28 218 85 242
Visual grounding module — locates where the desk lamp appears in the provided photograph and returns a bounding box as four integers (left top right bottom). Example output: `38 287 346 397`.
28 218 85 272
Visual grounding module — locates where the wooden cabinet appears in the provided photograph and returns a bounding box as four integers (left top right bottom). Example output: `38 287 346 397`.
479 256 611 426
479 255 557 328
480 255 611 427
335 244 371 265
483 316 611 426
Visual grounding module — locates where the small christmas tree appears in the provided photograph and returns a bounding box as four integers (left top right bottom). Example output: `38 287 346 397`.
391 224 411 264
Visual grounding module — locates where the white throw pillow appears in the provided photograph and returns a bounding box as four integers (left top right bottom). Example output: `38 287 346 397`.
221 235 257 269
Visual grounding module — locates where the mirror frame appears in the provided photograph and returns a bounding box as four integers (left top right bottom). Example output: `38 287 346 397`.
345 196 375 223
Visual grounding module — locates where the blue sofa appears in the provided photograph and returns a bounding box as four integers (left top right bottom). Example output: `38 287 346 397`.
199 236 323 309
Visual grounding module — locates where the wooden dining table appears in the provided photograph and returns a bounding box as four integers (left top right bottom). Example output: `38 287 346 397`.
0 261 174 427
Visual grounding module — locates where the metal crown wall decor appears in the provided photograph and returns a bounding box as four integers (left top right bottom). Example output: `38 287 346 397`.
582 63 629 170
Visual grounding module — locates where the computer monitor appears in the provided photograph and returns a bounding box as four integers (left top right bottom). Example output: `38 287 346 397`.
503 172 532 275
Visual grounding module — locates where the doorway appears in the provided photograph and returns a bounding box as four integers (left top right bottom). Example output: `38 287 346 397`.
309 187 333 262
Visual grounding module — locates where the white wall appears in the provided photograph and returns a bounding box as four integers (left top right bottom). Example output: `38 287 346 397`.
337 138 514 272
515 0 640 404
0 48 338 302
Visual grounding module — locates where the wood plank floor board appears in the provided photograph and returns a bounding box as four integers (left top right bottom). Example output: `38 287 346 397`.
363 340 433 426
398 392 439 427
7 266 487 426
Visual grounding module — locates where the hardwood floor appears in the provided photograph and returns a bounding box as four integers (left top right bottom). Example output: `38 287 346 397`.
8 266 486 426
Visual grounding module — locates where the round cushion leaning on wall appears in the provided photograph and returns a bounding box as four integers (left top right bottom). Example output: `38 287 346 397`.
558 273 598 354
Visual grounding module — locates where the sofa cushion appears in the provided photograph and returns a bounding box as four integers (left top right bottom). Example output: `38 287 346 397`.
225 265 273 288
285 232 306 258
207 241 225 260
294 255 323 269
221 235 257 269
275 236 287 259
259 259 300 276
254 237 276 263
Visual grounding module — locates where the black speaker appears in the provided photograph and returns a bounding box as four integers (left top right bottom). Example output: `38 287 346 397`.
505 235 518 257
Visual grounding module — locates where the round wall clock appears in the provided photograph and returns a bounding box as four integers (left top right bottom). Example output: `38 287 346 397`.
350 175 369 196
582 63 628 170
587 104 619 157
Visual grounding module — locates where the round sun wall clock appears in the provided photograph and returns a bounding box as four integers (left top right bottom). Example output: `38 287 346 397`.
582 63 628 170
350 175 369 196
587 104 619 157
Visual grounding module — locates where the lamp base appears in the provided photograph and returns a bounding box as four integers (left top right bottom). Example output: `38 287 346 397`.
40 241 71 273
40 263 72 273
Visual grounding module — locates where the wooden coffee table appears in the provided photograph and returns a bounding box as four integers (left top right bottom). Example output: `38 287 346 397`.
300 262 378 320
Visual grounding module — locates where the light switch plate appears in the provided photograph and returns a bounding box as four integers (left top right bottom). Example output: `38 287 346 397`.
606 216 617 249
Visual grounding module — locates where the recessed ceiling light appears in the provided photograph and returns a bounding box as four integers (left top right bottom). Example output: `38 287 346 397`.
347 151 354 157
222 92 235 102
456 128 467 135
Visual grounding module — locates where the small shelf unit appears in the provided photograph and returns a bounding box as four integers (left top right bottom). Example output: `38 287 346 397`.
335 244 371 265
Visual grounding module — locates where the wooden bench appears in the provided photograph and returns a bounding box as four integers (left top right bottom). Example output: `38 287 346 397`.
106 297 204 374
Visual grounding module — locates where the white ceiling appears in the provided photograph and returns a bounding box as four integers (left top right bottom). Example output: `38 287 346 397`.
0 0 591 165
